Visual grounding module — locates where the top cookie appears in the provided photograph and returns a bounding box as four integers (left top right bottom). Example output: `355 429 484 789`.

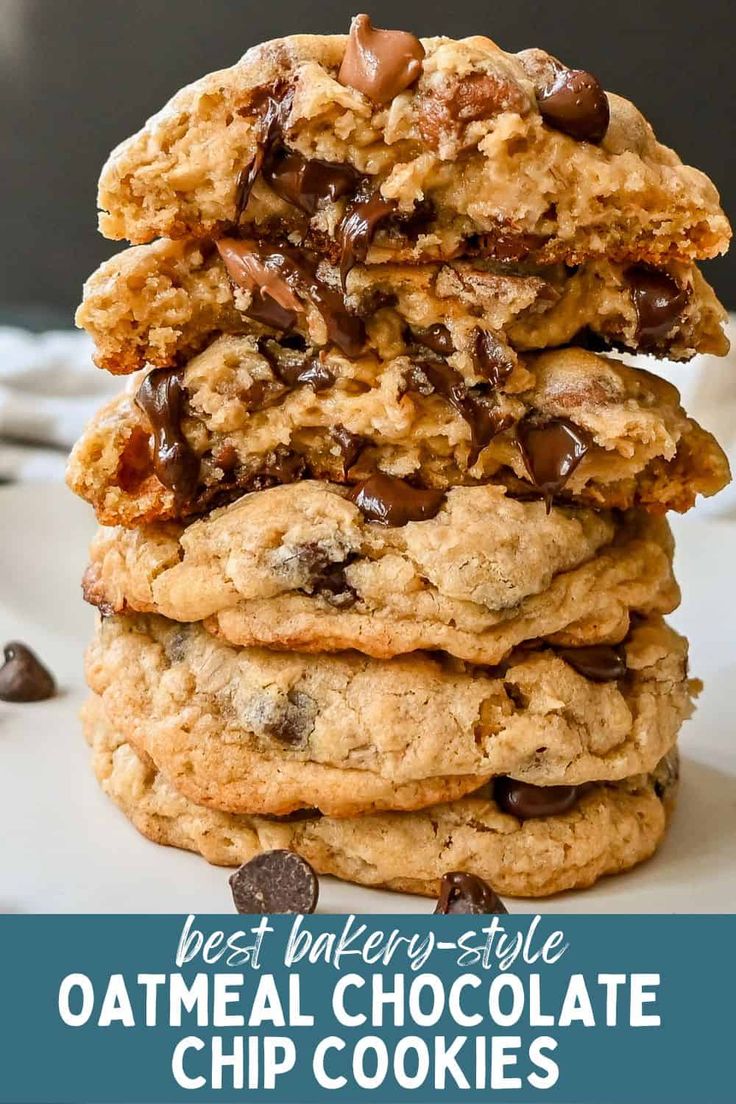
97 20 730 266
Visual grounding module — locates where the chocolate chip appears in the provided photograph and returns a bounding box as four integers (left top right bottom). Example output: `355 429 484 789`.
263 144 362 215
338 190 398 287
410 324 454 356
434 871 508 915
556 643 627 682
537 67 610 143
494 777 582 819
350 473 445 526
0 642 56 702
286 542 358 608
329 424 364 478
338 14 425 104
260 808 323 823
471 328 515 388
310 562 358 608
653 751 679 801
229 850 319 914
135 368 200 501
625 265 690 349
516 417 590 508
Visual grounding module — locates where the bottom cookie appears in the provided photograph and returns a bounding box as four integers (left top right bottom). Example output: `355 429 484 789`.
86 695 677 899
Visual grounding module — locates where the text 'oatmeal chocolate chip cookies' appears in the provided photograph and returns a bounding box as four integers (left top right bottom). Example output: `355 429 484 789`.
70 19 729 906
0 643 56 702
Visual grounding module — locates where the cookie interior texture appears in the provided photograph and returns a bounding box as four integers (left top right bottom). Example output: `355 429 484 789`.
96 32 730 269
66 343 730 527
86 693 678 898
83 484 679 662
85 611 692 818
77 239 728 375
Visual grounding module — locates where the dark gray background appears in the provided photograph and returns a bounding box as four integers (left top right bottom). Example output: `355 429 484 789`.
1 0 733 326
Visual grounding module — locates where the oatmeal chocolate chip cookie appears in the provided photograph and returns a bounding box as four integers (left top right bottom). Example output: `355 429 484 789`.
77 238 728 375
96 27 729 266
85 612 692 818
66 340 730 527
83 483 679 663
86 696 679 897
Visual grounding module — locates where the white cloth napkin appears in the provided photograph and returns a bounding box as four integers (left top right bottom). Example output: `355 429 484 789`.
0 326 119 482
0 320 733 512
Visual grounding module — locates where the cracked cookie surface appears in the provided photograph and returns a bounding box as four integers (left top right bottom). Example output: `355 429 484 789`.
86 694 679 897
97 31 729 268
77 239 728 375
66 342 730 527
85 613 692 818
84 483 679 663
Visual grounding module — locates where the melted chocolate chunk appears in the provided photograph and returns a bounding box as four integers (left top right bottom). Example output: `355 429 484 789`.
246 448 307 492
625 265 690 348
135 368 200 500
494 777 582 820
405 360 512 464
471 328 515 388
259 340 335 393
516 417 590 508
229 850 319 914
537 67 610 143
338 14 425 104
338 190 398 287
350 473 445 526
0 642 56 702
330 424 365 477
219 239 365 356
410 324 454 356
263 144 362 215
434 871 508 915
556 643 627 682
235 86 293 219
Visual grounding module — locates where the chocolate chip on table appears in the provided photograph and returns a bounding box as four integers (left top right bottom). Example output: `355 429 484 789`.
556 643 627 682
494 777 581 820
135 367 200 501
350 473 446 526
229 850 319 914
0 643 56 702
537 67 610 144
434 871 508 915
516 417 590 508
625 265 690 348
263 143 362 215
338 13 425 104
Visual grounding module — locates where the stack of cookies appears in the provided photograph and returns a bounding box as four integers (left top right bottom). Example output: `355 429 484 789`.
68 17 731 900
